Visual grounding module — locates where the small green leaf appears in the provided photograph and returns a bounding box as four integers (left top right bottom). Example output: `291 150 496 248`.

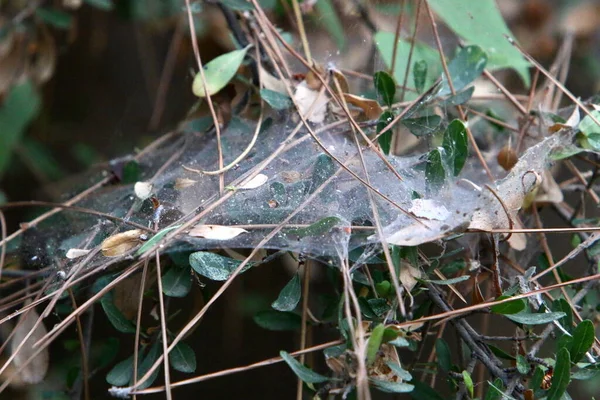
427 275 470 285
271 273 302 312
121 160 140 184
0 80 41 177
374 71 396 107
389 336 410 348
375 280 391 297
401 115 442 137
426 148 445 190
491 296 526 315
569 320 594 363
413 60 428 93
136 225 181 256
106 356 134 386
411 380 445 400
484 378 505 400
220 0 253 10
367 324 385 364
488 344 515 361
134 342 161 389
189 252 252 281
462 370 474 398
36 7 73 29
260 89 292 110
100 292 136 334
377 111 395 155
381 327 399 344
516 354 529 375
578 111 600 151
170 342 197 373
441 86 475 106
254 310 301 331
280 350 329 384
370 378 414 393
506 311 566 325
386 361 412 380
442 119 469 176
315 0 345 50
192 46 250 97
552 298 573 332
84 0 114 10
162 267 191 298
309 153 335 193
547 348 571 400
367 298 389 316
289 216 342 238
435 338 452 372
439 45 488 96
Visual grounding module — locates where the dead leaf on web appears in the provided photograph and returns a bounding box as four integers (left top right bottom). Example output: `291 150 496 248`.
8 303 49 386
259 66 288 94
408 199 450 221
65 248 90 259
189 225 248 240
101 229 145 257
534 170 563 204
399 263 421 292
343 93 383 120
238 173 268 190
293 81 328 123
174 178 198 190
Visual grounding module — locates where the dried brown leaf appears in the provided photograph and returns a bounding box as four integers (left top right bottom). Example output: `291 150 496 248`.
9 304 49 385
343 93 383 120
174 177 198 190
101 229 144 257
188 225 248 240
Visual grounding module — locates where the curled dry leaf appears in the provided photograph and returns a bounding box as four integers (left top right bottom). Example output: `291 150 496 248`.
9 304 49 385
134 181 153 200
332 69 349 94
259 66 287 94
293 81 328 124
343 93 383 121
189 225 248 240
399 263 421 292
238 173 268 190
101 229 145 257
534 170 563 204
305 64 325 91
65 248 90 259
29 26 56 85
175 177 197 190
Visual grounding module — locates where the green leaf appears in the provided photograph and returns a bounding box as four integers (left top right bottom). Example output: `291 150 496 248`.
136 225 181 256
254 310 301 331
271 273 302 312
134 342 161 389
506 311 566 325
280 350 329 384
410 380 445 400
441 86 475 106
19 138 66 181
192 46 250 97
547 348 571 400
106 356 134 386
367 324 385 364
439 46 488 96
377 111 395 155
374 71 396 107
516 354 529 375
220 0 253 10
375 281 391 297
0 81 41 176
427 275 470 285
260 89 292 110
413 60 428 93
121 160 140 184
36 7 73 29
386 361 412 381
462 370 474 398
488 344 515 360
389 336 411 348
170 342 197 373
309 153 335 193
552 298 573 332
162 267 191 298
289 216 342 238
189 252 252 281
426 148 445 190
100 292 136 334
427 0 530 85
435 338 452 372
484 378 505 400
374 33 441 97
442 119 469 176
84 0 114 10
569 320 594 363
578 110 600 151
401 115 442 137
491 296 526 315
370 378 414 393
315 0 345 50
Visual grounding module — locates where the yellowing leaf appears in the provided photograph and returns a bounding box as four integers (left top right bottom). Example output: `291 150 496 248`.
192 46 250 97
101 229 145 257
189 225 248 240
